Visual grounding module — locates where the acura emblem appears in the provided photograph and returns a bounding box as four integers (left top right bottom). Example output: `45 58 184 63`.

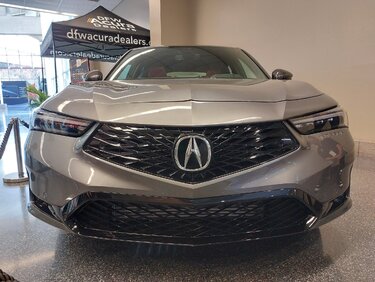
174 136 211 172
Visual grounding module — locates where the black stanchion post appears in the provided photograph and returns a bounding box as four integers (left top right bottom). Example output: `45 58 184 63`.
13 118 24 178
3 118 28 184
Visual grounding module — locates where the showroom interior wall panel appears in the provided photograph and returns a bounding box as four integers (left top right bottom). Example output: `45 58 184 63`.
149 0 195 45
151 0 375 142
149 0 162 45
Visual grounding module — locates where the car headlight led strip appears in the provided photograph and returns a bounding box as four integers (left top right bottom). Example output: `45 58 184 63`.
30 109 93 137
31 107 348 137
290 107 348 135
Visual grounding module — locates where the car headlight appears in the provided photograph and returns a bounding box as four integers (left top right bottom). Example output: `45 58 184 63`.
30 109 94 137
290 107 348 135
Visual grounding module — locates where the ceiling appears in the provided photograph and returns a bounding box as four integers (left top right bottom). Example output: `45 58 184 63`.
0 0 122 16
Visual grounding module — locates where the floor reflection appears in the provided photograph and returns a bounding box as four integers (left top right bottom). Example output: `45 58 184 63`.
44 229 335 281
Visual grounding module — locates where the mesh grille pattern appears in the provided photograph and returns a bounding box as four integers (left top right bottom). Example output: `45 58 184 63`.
72 198 311 238
83 122 298 183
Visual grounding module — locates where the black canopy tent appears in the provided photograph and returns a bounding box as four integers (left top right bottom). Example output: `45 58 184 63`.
40 6 150 92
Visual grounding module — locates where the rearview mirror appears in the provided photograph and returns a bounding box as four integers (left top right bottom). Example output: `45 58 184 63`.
272 69 293 80
83 70 103 81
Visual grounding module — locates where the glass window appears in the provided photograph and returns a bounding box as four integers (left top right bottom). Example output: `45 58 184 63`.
238 58 257 79
117 64 132 80
109 46 268 80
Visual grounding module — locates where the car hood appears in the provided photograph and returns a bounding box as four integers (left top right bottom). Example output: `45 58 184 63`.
42 79 337 125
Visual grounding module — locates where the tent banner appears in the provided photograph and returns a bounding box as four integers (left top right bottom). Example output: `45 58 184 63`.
40 6 151 61
65 28 149 46
43 44 121 62
53 24 150 48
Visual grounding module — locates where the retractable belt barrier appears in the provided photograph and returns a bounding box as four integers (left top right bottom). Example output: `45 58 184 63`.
0 118 29 184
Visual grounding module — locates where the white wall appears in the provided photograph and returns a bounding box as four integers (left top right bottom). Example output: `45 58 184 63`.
152 0 375 142
115 0 149 29
149 0 195 45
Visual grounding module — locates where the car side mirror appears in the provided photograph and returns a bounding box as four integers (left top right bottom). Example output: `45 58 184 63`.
272 69 293 80
83 70 103 81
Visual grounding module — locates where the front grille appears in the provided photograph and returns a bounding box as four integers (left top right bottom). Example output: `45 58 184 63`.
83 122 298 183
70 197 311 239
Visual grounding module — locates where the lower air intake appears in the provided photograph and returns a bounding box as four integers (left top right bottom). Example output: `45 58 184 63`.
70 197 311 240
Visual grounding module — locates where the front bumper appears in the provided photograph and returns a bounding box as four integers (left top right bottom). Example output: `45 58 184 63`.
28 187 351 246
25 126 355 245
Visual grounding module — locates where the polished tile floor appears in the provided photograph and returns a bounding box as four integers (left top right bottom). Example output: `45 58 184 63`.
0 128 374 281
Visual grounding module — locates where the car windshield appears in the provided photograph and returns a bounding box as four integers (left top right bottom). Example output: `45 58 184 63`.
108 46 268 80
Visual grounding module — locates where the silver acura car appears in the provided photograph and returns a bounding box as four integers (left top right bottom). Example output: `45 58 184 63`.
26 46 354 245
